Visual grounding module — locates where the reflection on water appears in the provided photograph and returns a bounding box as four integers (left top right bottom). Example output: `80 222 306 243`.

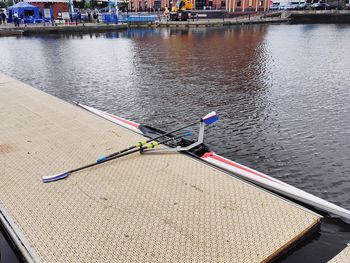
1 24 350 262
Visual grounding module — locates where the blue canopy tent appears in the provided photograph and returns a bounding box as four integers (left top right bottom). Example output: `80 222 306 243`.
8 2 41 23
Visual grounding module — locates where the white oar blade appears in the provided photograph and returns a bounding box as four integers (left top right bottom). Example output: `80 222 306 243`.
43 172 70 183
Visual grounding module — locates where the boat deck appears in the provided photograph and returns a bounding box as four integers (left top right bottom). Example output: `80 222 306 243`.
328 244 350 263
0 73 321 262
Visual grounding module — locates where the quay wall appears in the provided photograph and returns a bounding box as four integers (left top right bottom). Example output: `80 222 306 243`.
0 12 289 36
0 24 127 36
289 10 350 23
21 24 128 34
153 17 288 28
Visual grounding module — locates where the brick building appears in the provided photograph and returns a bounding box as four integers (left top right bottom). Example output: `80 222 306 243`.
224 0 269 12
128 0 268 12
24 0 69 19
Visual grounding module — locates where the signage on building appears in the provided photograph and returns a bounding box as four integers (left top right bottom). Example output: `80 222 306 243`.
44 8 51 18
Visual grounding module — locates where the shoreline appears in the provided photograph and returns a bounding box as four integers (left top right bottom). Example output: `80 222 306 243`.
0 12 288 36
0 23 128 36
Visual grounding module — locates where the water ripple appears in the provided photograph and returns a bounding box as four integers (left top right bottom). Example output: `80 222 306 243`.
0 25 350 212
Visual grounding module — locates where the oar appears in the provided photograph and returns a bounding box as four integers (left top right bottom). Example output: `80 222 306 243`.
96 111 219 161
42 132 191 183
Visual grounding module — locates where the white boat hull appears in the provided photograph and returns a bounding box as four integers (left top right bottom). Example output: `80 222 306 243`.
75 102 350 220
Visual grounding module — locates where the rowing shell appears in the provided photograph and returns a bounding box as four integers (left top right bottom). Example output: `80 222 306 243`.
74 102 350 220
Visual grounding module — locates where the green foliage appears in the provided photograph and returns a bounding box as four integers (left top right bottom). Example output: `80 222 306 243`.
0 0 14 8
84 1 91 8
73 0 85 9
90 0 97 8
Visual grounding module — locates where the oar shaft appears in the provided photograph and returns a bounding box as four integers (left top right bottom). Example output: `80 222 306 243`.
86 135 182 170
43 135 183 183
103 145 137 160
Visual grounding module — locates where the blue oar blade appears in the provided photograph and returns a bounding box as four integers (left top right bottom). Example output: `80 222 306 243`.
97 156 107 163
202 111 219 125
183 130 193 137
42 172 70 183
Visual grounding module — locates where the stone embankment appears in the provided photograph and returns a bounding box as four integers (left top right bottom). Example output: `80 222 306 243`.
0 12 288 36
0 23 127 36
155 15 288 28
289 10 350 23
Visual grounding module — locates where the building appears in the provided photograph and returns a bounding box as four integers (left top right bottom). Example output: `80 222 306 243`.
24 0 69 19
225 0 269 12
128 0 269 12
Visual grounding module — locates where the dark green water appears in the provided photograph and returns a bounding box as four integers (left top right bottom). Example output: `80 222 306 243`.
0 24 350 262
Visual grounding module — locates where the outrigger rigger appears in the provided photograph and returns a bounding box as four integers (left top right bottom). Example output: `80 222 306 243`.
71 102 350 221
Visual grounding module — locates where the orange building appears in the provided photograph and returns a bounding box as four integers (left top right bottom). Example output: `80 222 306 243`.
128 0 268 12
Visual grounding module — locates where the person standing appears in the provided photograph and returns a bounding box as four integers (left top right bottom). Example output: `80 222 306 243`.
19 13 24 24
0 12 6 25
75 11 79 25
94 12 99 23
0 12 4 25
13 12 19 27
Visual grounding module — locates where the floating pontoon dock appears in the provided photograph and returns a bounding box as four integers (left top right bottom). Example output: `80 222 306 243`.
328 244 350 263
0 73 321 262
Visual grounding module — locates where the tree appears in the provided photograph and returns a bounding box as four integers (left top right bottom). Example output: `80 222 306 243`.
84 1 91 8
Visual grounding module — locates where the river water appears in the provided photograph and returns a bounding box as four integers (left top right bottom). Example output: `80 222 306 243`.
1 24 350 262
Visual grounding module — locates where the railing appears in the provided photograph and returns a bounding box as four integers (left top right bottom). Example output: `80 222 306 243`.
119 13 158 23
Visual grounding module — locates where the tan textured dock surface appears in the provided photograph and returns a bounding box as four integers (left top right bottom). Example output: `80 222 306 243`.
328 244 350 263
0 74 320 262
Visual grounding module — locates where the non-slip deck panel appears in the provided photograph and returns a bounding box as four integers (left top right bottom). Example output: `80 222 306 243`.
0 74 320 262
328 244 350 263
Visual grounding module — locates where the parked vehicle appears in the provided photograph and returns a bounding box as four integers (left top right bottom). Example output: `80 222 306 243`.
297 3 311 9
312 3 337 9
285 1 307 10
269 2 280 10
284 3 295 9
279 3 288 9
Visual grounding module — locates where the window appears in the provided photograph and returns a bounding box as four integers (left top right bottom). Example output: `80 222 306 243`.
237 0 241 6
154 0 161 9
195 0 206 9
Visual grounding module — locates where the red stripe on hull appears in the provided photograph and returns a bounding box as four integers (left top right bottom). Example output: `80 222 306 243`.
104 112 140 129
202 152 282 185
